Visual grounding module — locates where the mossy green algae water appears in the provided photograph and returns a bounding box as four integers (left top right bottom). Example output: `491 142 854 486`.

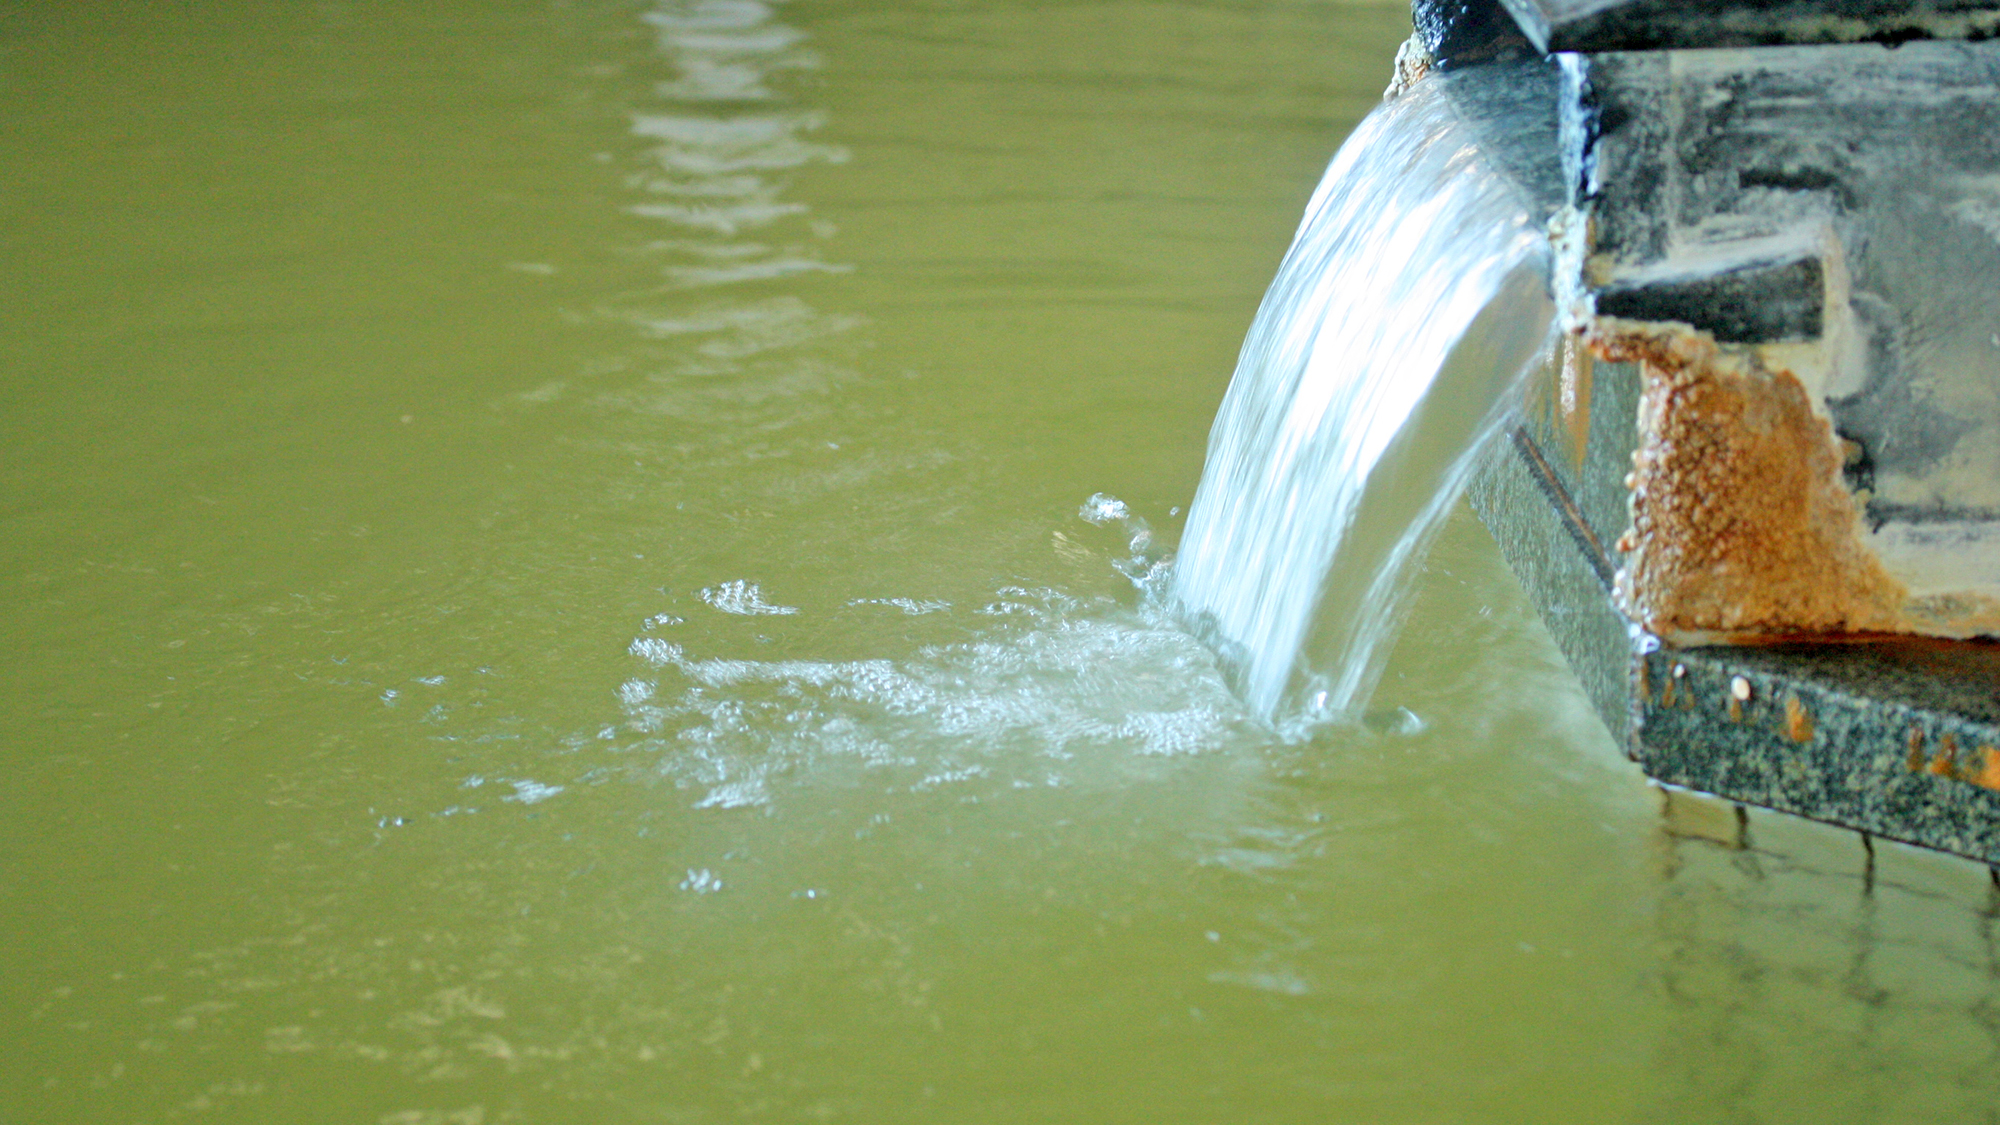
5 2 2000 1122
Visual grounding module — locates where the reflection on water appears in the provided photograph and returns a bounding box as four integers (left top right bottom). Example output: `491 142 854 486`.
1648 811 2000 1121
7 1 2000 1122
629 0 848 288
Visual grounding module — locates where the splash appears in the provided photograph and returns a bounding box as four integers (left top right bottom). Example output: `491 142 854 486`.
1172 78 1555 730
622 586 1256 812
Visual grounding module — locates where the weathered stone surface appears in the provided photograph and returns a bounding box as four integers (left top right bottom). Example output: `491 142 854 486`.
1412 0 1535 70
1499 0 2000 53
1472 401 2000 864
1559 40 2000 641
1432 19 2000 860
1599 328 1907 636
1593 254 1822 344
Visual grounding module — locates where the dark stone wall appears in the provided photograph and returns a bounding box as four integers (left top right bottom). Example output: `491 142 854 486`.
1413 0 1535 69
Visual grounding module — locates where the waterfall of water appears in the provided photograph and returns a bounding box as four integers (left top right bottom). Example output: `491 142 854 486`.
1172 77 1556 732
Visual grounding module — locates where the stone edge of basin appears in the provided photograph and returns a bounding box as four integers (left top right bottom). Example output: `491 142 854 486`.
1471 400 2000 866
1414 18 2000 862
1418 0 2000 66
1557 38 2000 641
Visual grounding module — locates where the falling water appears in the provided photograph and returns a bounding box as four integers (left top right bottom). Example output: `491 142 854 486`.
1173 76 1556 730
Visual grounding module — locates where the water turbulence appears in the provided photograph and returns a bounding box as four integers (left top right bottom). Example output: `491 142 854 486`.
1173 78 1556 730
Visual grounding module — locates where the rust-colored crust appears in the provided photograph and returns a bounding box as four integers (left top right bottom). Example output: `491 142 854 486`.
1384 35 1433 100
1590 326 1907 639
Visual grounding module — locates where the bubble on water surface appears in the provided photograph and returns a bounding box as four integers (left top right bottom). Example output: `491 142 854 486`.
629 638 685 666
1208 967 1312 996
697 580 798 616
503 780 565 805
628 199 808 236
679 868 724 893
845 597 950 615
667 257 851 288
377 1107 489 1125
1078 492 1129 525
693 779 769 809
643 0 774 34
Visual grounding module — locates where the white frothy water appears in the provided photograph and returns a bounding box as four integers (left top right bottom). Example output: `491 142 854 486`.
622 586 1259 813
1172 79 1555 729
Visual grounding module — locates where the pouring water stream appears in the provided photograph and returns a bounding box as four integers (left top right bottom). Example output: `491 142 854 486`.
1171 77 1557 733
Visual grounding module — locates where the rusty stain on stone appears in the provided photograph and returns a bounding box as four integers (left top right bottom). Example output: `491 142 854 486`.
1783 694 1814 743
1930 732 1963 779
1907 727 1926 773
1975 746 2000 791
1559 334 1593 472
1590 326 1906 640
1383 35 1432 100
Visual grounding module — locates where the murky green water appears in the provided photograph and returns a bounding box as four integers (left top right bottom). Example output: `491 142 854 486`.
8 2 2000 1122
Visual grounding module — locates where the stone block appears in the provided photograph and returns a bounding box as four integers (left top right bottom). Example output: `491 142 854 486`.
1499 0 2000 52
1557 40 2000 642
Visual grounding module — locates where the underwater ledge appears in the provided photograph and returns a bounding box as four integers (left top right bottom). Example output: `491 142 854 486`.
1409 6 2000 864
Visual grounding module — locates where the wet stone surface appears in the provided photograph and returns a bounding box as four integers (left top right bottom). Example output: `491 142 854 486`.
1500 0 2000 53
1638 643 2000 863
1476 412 2000 864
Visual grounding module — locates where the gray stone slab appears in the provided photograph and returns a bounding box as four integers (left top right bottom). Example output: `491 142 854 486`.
1498 0 2000 53
1562 39 2000 590
1637 642 2000 862
1469 416 1638 744
1411 0 2000 67
1473 417 2000 864
1593 253 1823 344
1414 0 1536 70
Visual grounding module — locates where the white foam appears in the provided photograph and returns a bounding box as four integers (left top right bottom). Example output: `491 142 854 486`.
621 588 1257 811
678 868 725 893
697 580 800 616
504 780 565 805
846 597 950 615
1078 493 1130 525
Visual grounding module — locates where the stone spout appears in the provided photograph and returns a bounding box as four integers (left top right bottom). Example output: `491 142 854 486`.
1407 0 2000 862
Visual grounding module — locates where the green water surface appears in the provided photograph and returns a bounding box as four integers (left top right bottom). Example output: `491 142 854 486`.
6 2 2000 1122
